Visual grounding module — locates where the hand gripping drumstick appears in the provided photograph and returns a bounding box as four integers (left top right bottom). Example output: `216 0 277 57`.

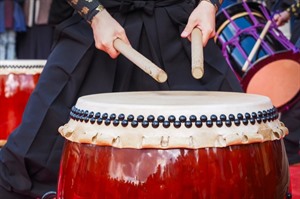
113 38 168 83
191 28 204 79
242 20 272 72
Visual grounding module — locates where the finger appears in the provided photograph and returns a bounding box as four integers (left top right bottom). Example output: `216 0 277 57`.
201 29 215 46
181 22 195 38
273 14 279 21
278 18 284 26
117 31 131 47
106 45 120 59
273 14 281 25
201 32 209 46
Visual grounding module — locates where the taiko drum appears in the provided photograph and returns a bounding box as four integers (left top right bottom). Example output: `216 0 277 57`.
215 2 300 112
0 60 45 146
57 91 290 199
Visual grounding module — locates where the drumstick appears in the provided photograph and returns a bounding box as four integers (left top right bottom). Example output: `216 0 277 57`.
113 38 168 83
191 28 204 79
242 20 272 72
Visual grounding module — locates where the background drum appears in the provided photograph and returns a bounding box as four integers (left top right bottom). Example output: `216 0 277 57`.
0 60 45 147
215 2 300 112
56 91 289 199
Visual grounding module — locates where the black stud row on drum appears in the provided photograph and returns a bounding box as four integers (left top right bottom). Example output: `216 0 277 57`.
69 106 279 129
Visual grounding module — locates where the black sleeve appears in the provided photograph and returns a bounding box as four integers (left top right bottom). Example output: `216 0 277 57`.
210 0 223 12
66 0 103 23
286 0 300 17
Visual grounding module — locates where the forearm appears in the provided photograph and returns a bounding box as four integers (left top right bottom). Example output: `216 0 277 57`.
66 0 104 23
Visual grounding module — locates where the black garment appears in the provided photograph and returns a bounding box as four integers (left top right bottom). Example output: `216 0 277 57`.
0 0 243 198
282 97 300 165
16 25 55 59
0 186 32 199
290 18 300 44
48 0 74 25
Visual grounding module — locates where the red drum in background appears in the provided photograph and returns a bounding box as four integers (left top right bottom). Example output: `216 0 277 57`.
215 2 300 112
57 91 290 199
0 60 45 146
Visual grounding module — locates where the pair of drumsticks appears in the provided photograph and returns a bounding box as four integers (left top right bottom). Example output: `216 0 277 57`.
114 28 204 83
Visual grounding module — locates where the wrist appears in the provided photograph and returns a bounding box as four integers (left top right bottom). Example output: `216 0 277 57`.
199 0 218 13
91 9 108 29
89 4 106 24
67 0 104 24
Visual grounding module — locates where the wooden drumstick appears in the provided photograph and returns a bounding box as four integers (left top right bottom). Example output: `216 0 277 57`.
113 38 168 83
242 20 272 72
191 28 204 79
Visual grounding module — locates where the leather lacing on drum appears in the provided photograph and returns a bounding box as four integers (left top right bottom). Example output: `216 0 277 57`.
0 64 44 75
69 106 279 128
0 65 44 68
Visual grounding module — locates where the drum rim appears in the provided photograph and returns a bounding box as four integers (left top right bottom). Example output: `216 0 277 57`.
279 92 300 113
216 2 267 29
215 2 269 44
0 59 47 67
215 12 264 43
241 50 300 110
0 59 46 75
59 91 288 149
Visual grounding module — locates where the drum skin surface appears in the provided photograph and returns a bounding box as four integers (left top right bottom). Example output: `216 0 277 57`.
58 140 288 199
57 91 290 199
0 60 45 145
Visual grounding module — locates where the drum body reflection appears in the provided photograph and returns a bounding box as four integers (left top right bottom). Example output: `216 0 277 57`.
57 91 289 199
0 60 45 146
215 2 300 112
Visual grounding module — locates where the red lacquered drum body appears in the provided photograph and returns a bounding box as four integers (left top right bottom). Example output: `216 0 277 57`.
0 60 45 146
58 140 288 199
57 91 290 199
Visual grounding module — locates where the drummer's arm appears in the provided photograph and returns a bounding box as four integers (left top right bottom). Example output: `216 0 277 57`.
273 0 300 26
65 0 130 58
